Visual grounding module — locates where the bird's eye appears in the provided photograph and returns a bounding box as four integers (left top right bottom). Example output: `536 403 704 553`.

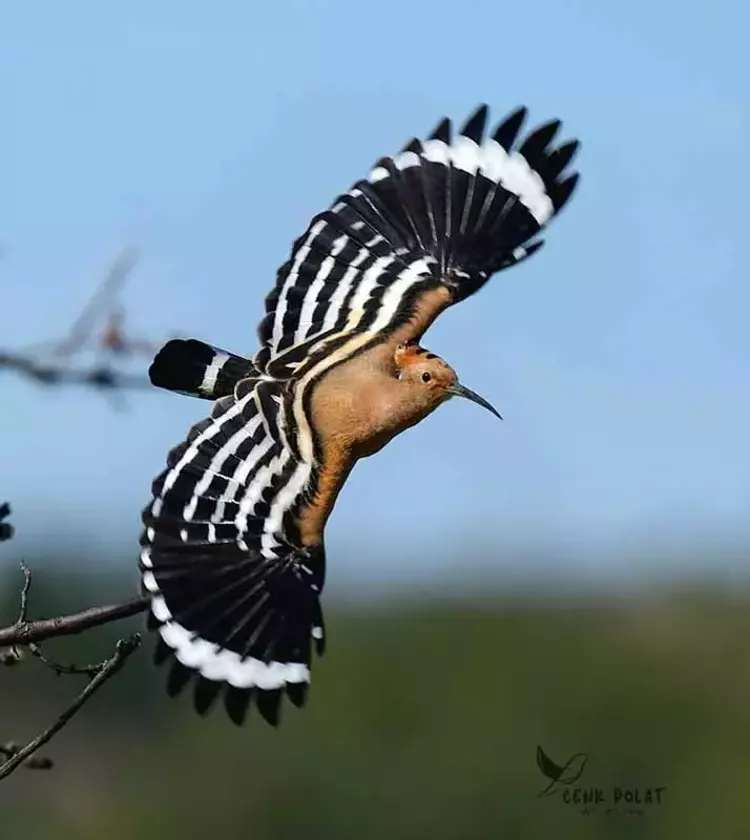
421 372 431 383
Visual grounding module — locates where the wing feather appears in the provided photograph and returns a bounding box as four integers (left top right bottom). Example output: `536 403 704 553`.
140 382 325 725
254 104 579 372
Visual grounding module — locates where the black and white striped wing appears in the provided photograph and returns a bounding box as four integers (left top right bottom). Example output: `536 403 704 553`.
139 381 325 726
253 104 579 373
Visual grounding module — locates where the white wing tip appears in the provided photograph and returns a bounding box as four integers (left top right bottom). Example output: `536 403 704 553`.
156 616 310 690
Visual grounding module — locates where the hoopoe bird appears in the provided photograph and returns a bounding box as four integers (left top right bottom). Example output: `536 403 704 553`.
139 104 580 726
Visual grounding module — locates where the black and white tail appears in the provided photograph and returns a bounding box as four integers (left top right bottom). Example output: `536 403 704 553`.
149 339 258 400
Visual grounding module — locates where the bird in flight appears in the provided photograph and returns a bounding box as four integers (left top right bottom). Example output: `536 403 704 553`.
139 103 580 726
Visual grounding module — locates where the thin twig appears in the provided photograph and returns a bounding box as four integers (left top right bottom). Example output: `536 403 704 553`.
0 562 31 665
27 641 121 677
16 562 31 624
0 634 141 781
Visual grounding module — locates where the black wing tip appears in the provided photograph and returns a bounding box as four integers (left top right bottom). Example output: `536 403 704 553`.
400 136 423 154
455 104 579 166
522 240 545 259
460 104 489 142
548 139 581 174
426 104 579 193
482 105 581 203
430 116 452 142
223 684 309 725
165 659 194 697
492 106 528 149
153 634 172 663
522 119 562 153
255 688 282 727
194 676 223 717
551 172 581 211
286 681 309 710
225 686 252 726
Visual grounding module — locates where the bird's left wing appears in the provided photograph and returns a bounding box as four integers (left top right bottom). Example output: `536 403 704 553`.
253 104 579 376
139 378 325 726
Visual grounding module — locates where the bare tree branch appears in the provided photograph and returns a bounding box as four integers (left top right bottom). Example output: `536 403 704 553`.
0 595 148 648
0 350 154 391
0 553 149 781
0 634 141 780
0 742 54 771
0 247 181 405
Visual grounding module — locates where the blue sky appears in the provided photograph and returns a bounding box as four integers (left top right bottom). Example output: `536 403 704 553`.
1 1 748 590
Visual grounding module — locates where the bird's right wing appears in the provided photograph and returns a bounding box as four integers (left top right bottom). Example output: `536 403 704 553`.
253 104 579 377
139 377 325 726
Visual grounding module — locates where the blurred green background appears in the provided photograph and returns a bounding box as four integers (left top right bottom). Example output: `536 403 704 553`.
3 547 750 839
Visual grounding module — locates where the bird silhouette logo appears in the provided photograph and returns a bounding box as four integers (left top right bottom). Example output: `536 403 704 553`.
536 745 588 797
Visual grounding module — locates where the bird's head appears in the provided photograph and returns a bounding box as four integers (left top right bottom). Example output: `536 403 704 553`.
394 343 502 421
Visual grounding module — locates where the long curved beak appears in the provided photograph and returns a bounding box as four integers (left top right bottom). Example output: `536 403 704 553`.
446 383 503 420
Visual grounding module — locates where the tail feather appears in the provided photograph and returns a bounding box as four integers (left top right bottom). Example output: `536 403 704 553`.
149 338 257 400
